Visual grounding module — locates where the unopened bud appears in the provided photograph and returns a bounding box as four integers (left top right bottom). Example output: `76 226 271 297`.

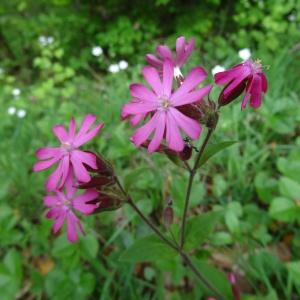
218 80 246 107
78 175 115 189
91 194 123 214
228 272 240 300
163 205 174 226
179 144 193 161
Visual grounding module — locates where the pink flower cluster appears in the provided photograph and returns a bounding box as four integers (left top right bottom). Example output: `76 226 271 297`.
122 36 268 153
33 114 103 242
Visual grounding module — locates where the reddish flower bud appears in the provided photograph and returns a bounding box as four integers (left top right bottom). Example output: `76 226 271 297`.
90 194 123 214
179 144 193 161
77 175 115 189
163 206 174 226
84 151 113 176
218 80 247 107
228 273 240 300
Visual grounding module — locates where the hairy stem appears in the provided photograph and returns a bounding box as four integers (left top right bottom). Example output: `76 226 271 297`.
180 128 214 249
114 176 225 300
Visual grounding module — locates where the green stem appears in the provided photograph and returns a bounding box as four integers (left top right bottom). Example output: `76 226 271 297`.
114 176 225 300
180 128 214 249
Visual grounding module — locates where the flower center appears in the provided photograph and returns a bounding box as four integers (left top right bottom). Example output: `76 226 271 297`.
159 96 171 110
61 142 72 151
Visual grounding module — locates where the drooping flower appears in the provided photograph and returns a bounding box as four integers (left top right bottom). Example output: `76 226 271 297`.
122 60 212 152
214 59 268 109
145 36 195 75
33 114 103 191
44 172 99 242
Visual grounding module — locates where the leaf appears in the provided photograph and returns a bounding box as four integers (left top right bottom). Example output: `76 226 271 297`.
119 235 176 263
185 211 222 250
193 259 233 300
279 177 300 200
255 171 278 203
286 261 300 285
225 202 243 234
198 141 237 168
80 234 99 258
269 197 299 222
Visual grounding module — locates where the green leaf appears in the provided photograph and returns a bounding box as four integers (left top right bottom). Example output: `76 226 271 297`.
119 235 176 263
279 177 300 200
287 261 300 285
225 202 243 234
269 197 299 222
193 259 233 300
80 234 99 258
198 141 237 168
185 211 222 250
255 171 278 203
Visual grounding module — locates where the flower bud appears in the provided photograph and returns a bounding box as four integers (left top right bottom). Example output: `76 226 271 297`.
91 194 123 214
77 175 115 189
179 144 193 161
218 80 247 107
228 272 240 300
163 206 174 226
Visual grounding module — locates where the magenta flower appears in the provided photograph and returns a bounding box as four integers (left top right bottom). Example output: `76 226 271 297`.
44 172 99 242
214 59 268 109
145 36 195 72
33 114 103 191
122 60 212 152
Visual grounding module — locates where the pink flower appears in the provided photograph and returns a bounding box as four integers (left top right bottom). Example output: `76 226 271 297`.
214 59 268 109
44 172 99 242
145 36 195 72
122 60 212 152
33 114 103 191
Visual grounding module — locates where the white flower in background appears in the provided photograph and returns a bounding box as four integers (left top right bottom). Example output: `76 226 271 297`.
92 46 103 57
38 36 48 46
47 36 54 44
12 88 21 97
108 64 120 73
118 60 128 70
288 14 296 22
17 109 26 118
0 68 4 74
238 48 251 61
7 107 16 115
211 65 225 76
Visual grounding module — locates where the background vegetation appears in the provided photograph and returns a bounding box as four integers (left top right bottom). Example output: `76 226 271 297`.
0 0 299 299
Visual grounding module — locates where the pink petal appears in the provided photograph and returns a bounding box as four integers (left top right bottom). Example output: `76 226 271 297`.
53 125 68 143
70 152 91 183
45 156 70 191
171 67 207 100
260 73 268 92
35 147 61 160
131 113 159 146
44 195 59 207
162 60 174 98
222 77 246 97
145 54 162 68
68 118 77 141
169 108 201 140
52 210 66 234
241 93 251 110
66 212 83 242
72 189 99 214
215 66 249 85
64 169 77 199
250 93 262 109
76 114 97 138
130 113 146 126
121 102 157 117
142 66 163 95
148 112 166 153
171 84 213 106
72 150 97 169
156 45 173 60
175 37 185 64
46 207 61 219
165 113 184 152
74 123 103 148
130 83 157 102
33 155 61 172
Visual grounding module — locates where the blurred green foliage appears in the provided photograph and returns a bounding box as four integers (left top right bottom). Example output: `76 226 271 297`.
0 0 300 299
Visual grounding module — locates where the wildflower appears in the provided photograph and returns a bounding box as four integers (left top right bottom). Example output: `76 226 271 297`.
108 64 120 73
119 60 128 70
38 36 47 46
211 65 225 76
44 172 99 242
47 36 54 44
238 48 251 61
92 46 103 57
145 36 195 74
12 88 21 97
122 60 212 152
17 109 26 118
7 107 16 115
33 114 103 191
214 59 268 109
